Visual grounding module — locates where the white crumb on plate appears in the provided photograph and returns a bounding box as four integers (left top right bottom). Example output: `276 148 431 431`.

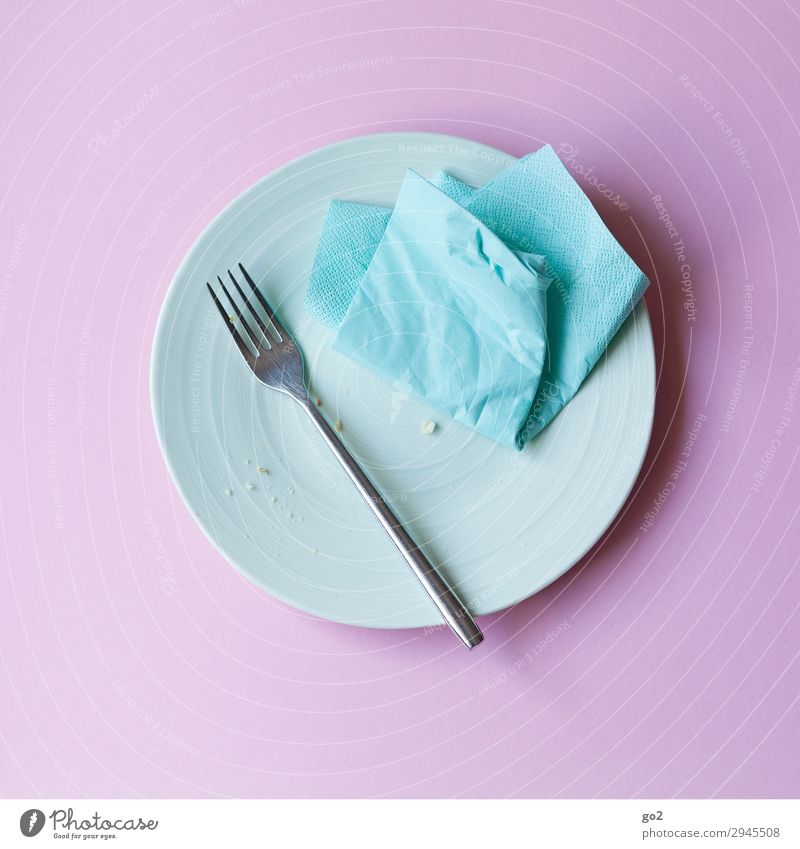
421 420 437 434
245 482 255 490
223 488 233 496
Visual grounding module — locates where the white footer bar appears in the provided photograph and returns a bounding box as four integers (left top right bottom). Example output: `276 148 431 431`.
1 799 797 848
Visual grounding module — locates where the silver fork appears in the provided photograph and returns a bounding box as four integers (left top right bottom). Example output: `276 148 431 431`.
207 263 484 650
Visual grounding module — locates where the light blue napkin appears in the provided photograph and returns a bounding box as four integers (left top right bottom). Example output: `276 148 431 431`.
332 170 551 448
306 145 650 447
306 170 477 329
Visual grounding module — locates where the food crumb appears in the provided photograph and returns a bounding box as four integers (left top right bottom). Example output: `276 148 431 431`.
421 420 437 434
245 482 255 490
334 419 343 432
270 496 277 503
224 488 233 496
315 398 322 407
257 466 269 474
313 548 319 555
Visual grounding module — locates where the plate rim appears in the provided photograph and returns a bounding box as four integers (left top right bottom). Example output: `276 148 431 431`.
150 130 656 629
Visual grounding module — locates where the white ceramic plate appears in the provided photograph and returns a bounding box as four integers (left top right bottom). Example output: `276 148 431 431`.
151 132 655 629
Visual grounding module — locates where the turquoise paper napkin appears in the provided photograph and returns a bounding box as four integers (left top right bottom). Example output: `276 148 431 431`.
306 170 477 329
306 145 650 447
332 170 551 448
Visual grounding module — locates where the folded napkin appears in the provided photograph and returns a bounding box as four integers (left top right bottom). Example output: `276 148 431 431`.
306 145 650 448
306 170 477 329
332 170 551 448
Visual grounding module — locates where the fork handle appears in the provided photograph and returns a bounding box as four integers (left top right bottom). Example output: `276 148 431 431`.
302 401 483 650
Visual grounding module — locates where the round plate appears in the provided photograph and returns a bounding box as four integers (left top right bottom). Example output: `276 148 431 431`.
151 132 655 629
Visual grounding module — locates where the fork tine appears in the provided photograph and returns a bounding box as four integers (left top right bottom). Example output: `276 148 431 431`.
206 282 255 364
217 275 263 351
228 270 271 347
236 262 290 343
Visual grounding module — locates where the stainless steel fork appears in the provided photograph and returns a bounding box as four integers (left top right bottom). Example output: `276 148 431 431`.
207 263 483 649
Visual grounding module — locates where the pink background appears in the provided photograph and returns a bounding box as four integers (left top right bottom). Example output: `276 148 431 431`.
2 0 799 798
